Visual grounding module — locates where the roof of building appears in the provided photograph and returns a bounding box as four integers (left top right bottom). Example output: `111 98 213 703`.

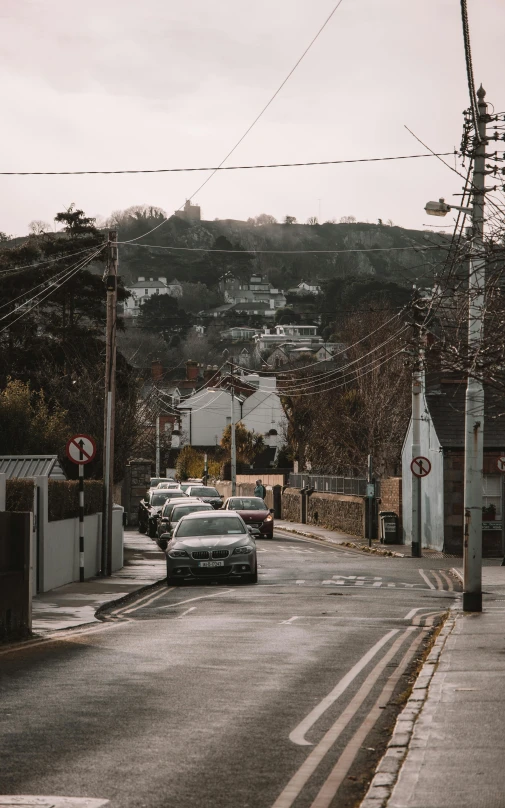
426 381 505 448
128 279 168 290
232 302 270 311
0 455 67 480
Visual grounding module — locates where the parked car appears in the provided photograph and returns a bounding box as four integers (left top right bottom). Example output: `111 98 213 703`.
157 501 214 549
222 496 274 538
139 489 188 537
184 485 223 508
156 482 181 489
156 497 205 539
163 511 258 585
149 477 175 488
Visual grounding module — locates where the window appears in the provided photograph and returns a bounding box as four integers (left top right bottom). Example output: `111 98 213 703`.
483 475 501 520
145 289 148 295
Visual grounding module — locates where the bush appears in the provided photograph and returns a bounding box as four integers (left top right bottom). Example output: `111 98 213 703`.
175 447 221 481
6 479 34 512
48 480 103 521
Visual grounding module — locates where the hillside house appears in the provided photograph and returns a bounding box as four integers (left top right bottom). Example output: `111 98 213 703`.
124 276 182 316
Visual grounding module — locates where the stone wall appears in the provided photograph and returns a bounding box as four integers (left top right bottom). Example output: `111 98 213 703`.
281 488 302 522
307 492 365 538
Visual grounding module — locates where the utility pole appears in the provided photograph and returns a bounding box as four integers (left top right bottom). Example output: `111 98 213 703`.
155 414 161 478
102 230 118 577
463 86 488 612
229 362 237 496
367 454 373 548
411 293 423 559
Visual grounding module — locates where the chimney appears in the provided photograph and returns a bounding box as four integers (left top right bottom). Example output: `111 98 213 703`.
138 276 145 282
186 360 199 381
159 277 167 284
151 360 163 382
204 364 215 383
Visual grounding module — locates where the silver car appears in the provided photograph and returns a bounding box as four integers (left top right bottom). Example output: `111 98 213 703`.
164 511 258 586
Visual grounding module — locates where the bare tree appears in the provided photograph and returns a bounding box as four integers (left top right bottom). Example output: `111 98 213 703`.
339 215 356 224
28 220 51 235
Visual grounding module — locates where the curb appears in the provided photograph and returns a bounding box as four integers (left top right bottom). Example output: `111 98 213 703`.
95 575 167 621
276 526 404 558
450 566 464 585
359 611 457 808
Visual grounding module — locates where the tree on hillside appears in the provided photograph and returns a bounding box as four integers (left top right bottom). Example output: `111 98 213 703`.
137 294 191 337
284 216 297 225
221 423 264 464
179 282 224 313
275 306 301 325
339 215 356 224
247 214 277 226
307 217 318 225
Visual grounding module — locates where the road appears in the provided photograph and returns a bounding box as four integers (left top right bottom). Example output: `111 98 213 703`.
0 531 460 808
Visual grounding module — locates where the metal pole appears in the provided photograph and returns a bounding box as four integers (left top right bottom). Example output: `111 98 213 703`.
411 298 423 558
102 230 118 577
230 362 237 496
367 454 373 547
203 452 208 486
156 415 160 478
463 86 487 612
79 451 85 583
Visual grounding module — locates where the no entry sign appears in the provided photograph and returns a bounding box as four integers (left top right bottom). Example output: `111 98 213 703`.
66 434 97 465
497 457 505 473
411 456 431 478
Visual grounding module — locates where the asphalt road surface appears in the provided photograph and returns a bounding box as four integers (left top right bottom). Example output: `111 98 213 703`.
0 532 460 808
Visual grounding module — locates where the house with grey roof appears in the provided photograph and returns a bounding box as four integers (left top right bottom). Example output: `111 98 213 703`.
124 276 183 317
401 374 505 556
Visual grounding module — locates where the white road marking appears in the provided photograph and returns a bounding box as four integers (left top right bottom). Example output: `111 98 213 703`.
0 798 109 807
418 569 436 589
118 586 174 615
274 628 416 806
159 588 235 610
431 571 444 591
404 607 423 620
178 607 197 618
439 571 454 591
280 616 300 625
309 631 425 808
296 580 306 584
289 629 399 747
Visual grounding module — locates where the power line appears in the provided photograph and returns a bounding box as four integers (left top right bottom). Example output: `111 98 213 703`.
121 0 346 246
0 152 457 176
0 244 105 276
460 0 480 141
118 242 444 255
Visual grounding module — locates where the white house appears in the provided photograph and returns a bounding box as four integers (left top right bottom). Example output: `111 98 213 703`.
288 281 322 295
124 276 183 316
176 374 287 449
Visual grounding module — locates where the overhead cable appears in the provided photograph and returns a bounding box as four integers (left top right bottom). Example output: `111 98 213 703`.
118 242 443 255
121 0 345 245
0 152 456 176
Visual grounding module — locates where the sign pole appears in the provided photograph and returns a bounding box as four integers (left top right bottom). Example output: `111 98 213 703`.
79 446 85 582
410 456 431 557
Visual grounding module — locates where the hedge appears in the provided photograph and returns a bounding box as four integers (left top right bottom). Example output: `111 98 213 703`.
6 479 34 512
48 480 103 522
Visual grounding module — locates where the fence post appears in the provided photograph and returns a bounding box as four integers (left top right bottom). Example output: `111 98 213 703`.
0 473 6 511
34 476 48 593
273 484 282 519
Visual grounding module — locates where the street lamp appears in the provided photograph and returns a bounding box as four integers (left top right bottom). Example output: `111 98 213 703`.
424 198 473 217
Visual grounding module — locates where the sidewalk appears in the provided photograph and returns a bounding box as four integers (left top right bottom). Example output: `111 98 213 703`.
363 562 505 808
31 530 166 634
276 519 410 556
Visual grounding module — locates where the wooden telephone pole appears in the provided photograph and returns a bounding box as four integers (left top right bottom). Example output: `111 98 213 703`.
102 230 118 576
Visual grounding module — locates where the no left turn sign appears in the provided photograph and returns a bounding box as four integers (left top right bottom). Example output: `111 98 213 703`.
65 434 97 465
411 456 432 478
497 457 505 473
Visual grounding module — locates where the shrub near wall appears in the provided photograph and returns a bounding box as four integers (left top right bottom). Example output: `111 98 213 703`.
6 479 34 512
48 480 103 522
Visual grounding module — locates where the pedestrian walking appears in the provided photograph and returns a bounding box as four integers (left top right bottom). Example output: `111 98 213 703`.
254 479 267 500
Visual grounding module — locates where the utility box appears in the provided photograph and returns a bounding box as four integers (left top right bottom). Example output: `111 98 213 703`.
379 511 398 544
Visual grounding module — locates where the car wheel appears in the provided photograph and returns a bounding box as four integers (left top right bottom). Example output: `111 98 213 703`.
167 577 184 587
148 524 156 539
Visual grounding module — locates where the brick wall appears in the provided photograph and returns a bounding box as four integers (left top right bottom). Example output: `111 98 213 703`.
380 477 402 533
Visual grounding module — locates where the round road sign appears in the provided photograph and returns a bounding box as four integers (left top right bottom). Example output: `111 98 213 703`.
498 457 505 473
65 434 97 465
411 456 431 478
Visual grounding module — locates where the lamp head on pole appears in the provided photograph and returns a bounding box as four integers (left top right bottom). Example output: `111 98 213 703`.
424 198 451 217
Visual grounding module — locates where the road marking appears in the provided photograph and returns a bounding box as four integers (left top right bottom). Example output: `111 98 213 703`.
404 607 423 620
158 588 235 610
431 571 444 591
296 580 305 584
309 630 425 808
281 616 300 625
118 586 174 615
274 628 416 806
439 570 454 591
178 607 196 618
0 798 109 807
418 569 436 589
289 629 399 747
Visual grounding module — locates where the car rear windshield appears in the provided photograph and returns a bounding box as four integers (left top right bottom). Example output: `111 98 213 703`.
150 478 173 487
189 487 219 497
151 493 172 506
228 498 266 510
163 490 186 499
175 516 246 537
171 504 213 522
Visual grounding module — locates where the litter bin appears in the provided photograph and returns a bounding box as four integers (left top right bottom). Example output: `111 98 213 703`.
379 511 398 544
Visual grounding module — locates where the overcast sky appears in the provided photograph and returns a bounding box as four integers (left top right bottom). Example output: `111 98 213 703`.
1 0 504 237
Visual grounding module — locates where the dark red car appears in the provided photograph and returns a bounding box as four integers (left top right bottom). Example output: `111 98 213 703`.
222 496 274 538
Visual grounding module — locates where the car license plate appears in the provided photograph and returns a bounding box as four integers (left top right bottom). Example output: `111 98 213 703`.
198 560 224 567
